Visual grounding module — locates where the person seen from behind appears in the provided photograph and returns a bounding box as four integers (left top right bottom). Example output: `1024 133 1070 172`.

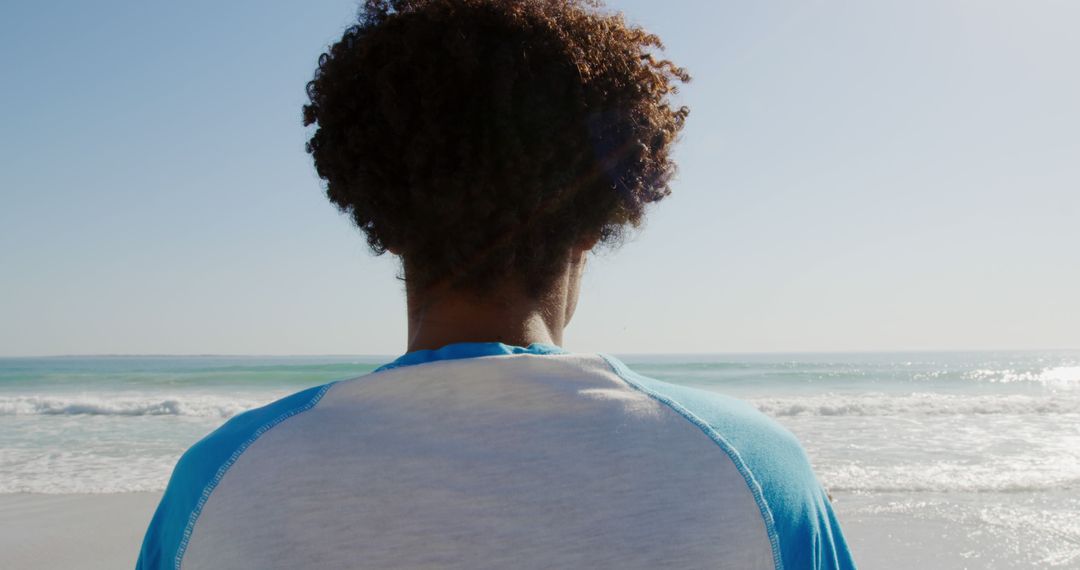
137 1 857 568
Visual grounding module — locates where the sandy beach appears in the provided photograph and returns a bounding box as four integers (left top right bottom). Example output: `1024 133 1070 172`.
0 491 1045 570
0 492 161 570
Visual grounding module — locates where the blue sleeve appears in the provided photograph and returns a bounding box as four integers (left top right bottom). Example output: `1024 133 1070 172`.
601 354 857 570
135 383 333 570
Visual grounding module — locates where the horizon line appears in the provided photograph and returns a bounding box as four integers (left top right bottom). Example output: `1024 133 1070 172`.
2 347 1078 359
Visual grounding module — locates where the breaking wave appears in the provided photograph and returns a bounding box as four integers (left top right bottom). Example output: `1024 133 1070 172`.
752 393 1080 417
0 394 278 418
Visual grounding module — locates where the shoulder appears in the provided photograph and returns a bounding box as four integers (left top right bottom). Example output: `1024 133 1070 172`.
597 353 811 476
135 382 335 570
598 354 856 570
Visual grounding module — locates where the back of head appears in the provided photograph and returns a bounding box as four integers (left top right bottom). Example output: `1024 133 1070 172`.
303 0 689 298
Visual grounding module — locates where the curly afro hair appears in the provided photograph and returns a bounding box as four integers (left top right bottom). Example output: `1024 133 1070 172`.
303 0 689 297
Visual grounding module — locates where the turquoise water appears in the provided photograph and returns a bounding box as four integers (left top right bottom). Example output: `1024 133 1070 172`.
1 351 1078 566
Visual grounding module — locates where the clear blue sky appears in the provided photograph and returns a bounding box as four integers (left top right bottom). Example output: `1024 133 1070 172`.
1 0 1077 356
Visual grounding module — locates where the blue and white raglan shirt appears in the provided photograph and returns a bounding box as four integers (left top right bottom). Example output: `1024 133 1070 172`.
137 343 856 569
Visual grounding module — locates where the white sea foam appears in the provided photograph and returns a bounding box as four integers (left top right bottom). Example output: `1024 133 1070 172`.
752 392 1080 417
0 448 178 494
821 460 1080 493
0 393 278 418
965 365 1080 388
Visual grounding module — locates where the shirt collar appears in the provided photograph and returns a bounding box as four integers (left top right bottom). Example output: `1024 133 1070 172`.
373 341 567 373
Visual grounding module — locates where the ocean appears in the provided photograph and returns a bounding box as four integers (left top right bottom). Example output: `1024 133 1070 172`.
1 351 1077 567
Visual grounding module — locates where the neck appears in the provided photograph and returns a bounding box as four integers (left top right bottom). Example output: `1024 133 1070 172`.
400 247 588 353
404 283 566 353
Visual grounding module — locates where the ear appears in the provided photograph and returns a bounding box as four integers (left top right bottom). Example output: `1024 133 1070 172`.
568 233 600 267
574 231 601 253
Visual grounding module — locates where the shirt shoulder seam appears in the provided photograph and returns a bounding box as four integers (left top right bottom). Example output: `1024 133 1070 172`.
173 381 337 570
596 353 784 570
